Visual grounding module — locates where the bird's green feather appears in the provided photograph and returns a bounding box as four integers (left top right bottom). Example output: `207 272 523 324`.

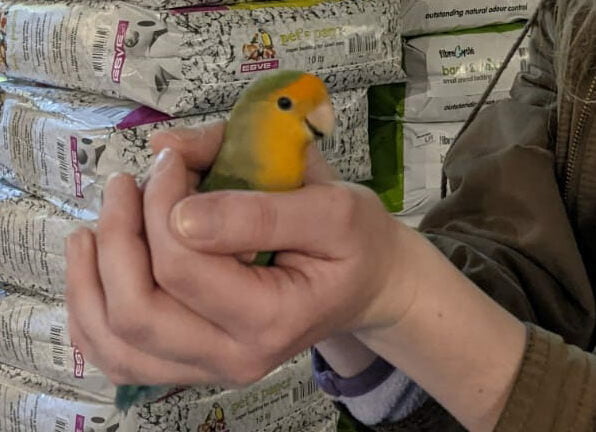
198 170 252 192
233 70 304 109
113 71 305 411
115 384 169 413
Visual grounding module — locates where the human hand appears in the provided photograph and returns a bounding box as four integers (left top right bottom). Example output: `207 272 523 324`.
65 124 417 388
152 125 386 379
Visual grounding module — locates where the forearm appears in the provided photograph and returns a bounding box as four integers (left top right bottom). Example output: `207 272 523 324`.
355 228 527 432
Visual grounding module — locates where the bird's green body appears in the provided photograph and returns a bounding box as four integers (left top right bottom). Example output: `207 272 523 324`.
198 170 276 266
114 70 333 412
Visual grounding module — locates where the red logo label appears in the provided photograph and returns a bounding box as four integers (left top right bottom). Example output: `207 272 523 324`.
75 414 85 432
240 59 279 73
70 137 84 199
111 21 129 83
73 346 85 378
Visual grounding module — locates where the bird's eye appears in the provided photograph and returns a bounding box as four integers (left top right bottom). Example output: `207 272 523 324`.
277 97 293 111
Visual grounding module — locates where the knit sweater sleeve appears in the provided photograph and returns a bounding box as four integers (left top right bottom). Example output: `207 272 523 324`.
495 323 596 432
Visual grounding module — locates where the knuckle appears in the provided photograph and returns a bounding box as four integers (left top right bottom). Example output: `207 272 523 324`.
229 362 268 387
64 282 77 308
352 182 383 205
104 350 153 386
252 194 278 242
328 185 359 229
107 313 153 344
220 192 277 250
105 362 134 385
96 201 118 231
94 224 115 250
85 350 131 385
221 344 270 388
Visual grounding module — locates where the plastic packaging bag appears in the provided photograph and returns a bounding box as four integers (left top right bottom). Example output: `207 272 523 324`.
120 351 328 432
403 0 539 36
0 183 85 298
0 361 123 432
402 23 529 122
366 85 465 216
0 0 404 116
0 81 371 220
0 287 115 399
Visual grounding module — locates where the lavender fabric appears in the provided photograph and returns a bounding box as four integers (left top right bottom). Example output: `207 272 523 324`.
311 348 428 425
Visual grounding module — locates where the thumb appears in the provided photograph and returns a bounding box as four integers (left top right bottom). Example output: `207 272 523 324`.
304 144 341 183
169 183 365 257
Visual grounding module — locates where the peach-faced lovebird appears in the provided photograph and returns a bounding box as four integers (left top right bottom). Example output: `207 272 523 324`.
115 70 335 412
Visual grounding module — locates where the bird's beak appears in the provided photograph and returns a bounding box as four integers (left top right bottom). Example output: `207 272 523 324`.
305 99 335 138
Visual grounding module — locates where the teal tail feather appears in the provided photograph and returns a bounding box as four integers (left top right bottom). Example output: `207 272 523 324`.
115 384 169 412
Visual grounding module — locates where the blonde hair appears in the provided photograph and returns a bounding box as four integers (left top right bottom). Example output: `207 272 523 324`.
553 0 596 103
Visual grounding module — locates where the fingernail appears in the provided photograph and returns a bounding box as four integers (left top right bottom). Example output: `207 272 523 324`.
153 148 174 173
174 199 219 240
149 129 182 143
103 172 125 203
106 172 123 188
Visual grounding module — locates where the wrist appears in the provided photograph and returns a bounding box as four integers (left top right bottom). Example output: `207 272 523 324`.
314 334 377 378
357 221 426 332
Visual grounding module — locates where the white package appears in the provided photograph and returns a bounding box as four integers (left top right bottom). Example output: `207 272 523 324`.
19 0 274 10
0 288 115 400
260 399 338 432
0 183 86 298
0 81 371 220
0 0 403 115
0 320 328 431
122 351 326 432
398 121 463 218
402 0 539 36
0 362 124 432
403 25 529 122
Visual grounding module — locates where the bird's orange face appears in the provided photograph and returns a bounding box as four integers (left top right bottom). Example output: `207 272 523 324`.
267 73 335 139
254 73 335 190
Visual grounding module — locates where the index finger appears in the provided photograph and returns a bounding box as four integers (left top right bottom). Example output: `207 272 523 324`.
142 148 275 329
150 121 226 171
